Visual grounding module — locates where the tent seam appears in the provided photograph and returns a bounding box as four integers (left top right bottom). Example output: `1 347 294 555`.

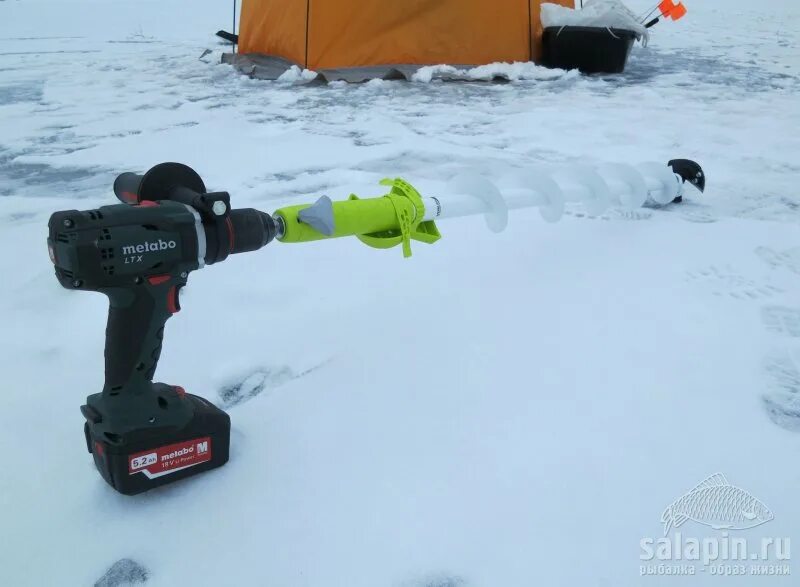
304 0 311 68
527 0 532 61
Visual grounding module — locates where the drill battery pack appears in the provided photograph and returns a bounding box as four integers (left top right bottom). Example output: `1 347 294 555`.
82 391 230 495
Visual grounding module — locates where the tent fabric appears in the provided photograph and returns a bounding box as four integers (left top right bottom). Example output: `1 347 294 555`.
239 0 308 65
234 0 574 80
306 0 531 69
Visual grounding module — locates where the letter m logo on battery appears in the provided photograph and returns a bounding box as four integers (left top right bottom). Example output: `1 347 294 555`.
196 441 208 454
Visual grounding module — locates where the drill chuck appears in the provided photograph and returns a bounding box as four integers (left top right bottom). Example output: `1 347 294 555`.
229 209 277 254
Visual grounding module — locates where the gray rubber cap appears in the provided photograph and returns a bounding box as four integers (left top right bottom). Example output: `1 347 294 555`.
297 195 335 236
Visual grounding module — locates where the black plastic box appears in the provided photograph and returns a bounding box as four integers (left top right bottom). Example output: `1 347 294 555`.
541 26 637 74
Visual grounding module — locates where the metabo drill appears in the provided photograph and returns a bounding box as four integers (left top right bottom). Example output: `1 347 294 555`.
47 163 278 495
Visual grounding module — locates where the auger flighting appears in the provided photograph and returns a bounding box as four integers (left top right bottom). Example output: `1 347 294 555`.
274 159 705 256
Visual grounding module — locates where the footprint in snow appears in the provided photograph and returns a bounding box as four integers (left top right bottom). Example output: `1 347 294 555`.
761 306 800 338
94 559 148 587
567 208 655 221
760 304 800 432
399 574 466 587
609 209 654 221
422 579 465 587
761 350 800 433
218 361 330 408
756 246 800 276
684 265 782 300
679 209 718 223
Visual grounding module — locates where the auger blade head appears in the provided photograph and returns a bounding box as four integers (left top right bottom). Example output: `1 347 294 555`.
668 159 706 193
297 195 335 236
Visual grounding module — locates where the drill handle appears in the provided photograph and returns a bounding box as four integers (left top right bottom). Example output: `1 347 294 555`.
103 275 183 394
113 172 145 204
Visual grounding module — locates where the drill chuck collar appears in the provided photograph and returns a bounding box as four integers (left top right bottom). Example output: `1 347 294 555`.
48 163 277 495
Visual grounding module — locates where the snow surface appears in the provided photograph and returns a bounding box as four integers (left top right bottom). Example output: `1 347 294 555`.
0 0 799 585
411 62 577 83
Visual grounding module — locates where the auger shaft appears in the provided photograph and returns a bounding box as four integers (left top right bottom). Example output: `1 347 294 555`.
273 159 705 257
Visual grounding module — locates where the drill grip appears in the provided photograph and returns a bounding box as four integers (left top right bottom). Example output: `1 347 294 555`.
113 172 144 204
103 277 180 393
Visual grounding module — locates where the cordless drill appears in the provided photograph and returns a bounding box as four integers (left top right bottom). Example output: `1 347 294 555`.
47 163 278 495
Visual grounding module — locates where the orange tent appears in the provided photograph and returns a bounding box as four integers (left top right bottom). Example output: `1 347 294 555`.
227 0 574 81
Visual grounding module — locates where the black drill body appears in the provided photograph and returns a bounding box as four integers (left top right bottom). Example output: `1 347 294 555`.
47 163 276 495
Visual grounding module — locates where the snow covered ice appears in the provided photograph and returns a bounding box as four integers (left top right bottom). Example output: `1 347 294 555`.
1 0 799 585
